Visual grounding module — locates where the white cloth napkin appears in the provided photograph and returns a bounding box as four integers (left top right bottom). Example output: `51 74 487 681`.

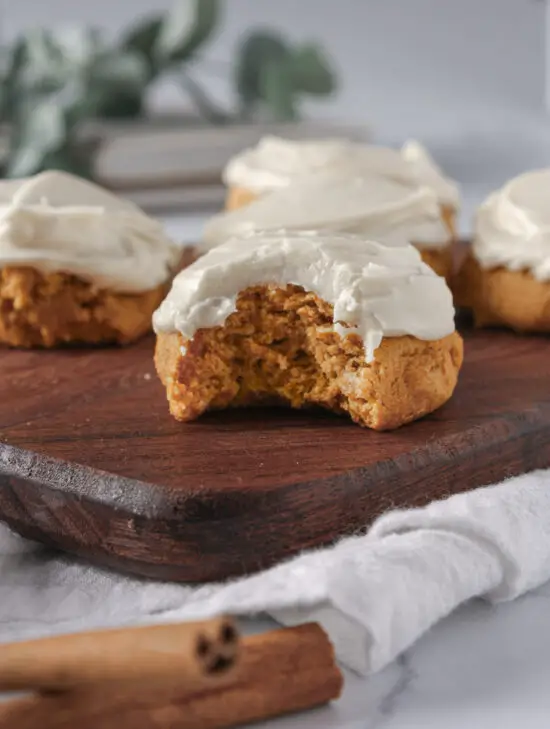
1 469 550 675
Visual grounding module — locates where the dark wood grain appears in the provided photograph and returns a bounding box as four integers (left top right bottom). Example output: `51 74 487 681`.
1 323 550 582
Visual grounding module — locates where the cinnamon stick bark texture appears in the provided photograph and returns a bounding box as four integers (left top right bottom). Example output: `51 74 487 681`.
0 623 343 729
0 617 238 693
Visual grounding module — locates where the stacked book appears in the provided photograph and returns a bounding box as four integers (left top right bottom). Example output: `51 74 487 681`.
67 119 368 214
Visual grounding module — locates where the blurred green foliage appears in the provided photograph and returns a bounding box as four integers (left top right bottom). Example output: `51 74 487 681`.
0 0 337 178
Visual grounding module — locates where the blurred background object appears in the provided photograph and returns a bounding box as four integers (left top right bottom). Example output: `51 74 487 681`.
0 0 349 210
1 0 550 228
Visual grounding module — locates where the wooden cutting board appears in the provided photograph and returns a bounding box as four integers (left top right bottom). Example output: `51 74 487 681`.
1 323 550 583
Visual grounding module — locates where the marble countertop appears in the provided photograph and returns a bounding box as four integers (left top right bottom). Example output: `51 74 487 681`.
245 577 550 729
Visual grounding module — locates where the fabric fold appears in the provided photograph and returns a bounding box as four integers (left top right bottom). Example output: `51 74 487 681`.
1 470 550 675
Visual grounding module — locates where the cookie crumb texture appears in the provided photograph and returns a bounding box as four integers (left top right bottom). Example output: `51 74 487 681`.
155 285 463 430
455 254 550 332
0 266 166 348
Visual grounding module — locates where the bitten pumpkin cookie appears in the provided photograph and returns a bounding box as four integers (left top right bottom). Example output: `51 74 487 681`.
153 231 463 430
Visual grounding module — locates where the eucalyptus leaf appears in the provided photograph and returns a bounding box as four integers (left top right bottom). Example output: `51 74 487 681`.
52 26 105 66
155 0 220 65
0 40 26 118
21 28 63 69
17 35 148 121
288 44 336 95
87 51 149 118
121 16 163 77
14 30 65 94
259 58 298 121
57 76 95 117
0 85 7 122
0 83 6 121
7 97 67 177
60 78 113 121
5 37 32 89
235 32 289 112
90 51 149 95
90 89 144 119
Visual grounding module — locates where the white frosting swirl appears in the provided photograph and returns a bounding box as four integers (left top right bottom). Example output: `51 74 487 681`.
202 173 450 252
222 135 460 208
474 169 550 281
153 230 456 362
0 171 180 292
400 140 460 209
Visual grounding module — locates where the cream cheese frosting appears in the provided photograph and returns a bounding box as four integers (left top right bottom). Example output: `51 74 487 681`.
222 135 460 209
400 140 460 209
153 230 456 362
474 169 550 281
202 173 450 252
0 171 181 292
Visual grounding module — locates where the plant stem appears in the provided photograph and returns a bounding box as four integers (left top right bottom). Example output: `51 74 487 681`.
178 72 232 124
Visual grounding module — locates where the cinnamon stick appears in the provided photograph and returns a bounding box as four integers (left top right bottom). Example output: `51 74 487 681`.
0 623 343 729
0 617 238 693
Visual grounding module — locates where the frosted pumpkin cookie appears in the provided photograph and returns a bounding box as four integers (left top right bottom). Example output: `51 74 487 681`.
455 169 550 332
153 231 463 430
203 173 453 280
222 136 460 236
0 171 181 348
